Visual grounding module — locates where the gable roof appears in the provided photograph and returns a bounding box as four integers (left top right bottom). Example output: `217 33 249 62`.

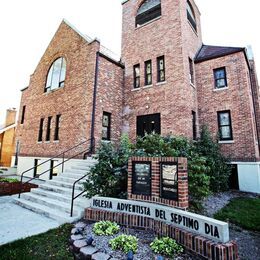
195 44 245 63
0 123 16 134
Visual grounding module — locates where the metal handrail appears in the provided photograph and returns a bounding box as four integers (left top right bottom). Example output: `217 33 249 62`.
70 174 88 217
18 138 93 198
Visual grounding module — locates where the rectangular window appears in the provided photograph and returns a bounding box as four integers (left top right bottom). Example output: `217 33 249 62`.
144 60 152 86
54 114 61 141
192 111 196 140
157 56 165 83
189 58 194 84
102 112 111 141
214 67 227 89
217 110 233 141
46 116 52 141
21 105 26 124
38 118 44 142
133 64 140 88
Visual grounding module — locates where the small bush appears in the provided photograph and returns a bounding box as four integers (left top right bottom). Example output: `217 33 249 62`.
0 178 19 183
150 237 183 257
109 234 138 253
93 221 120 236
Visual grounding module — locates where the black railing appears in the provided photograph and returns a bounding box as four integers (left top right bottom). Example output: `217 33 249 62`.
18 138 93 198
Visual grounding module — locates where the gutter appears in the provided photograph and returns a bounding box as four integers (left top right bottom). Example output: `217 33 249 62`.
90 51 100 154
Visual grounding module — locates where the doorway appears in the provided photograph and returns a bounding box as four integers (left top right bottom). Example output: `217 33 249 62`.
137 113 161 137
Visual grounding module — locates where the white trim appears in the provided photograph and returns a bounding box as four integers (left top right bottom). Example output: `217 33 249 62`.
213 87 228 92
135 16 162 30
156 81 167 86
218 140 234 144
0 124 16 134
143 84 153 89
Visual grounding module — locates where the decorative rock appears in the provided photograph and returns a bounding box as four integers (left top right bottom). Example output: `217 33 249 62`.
79 246 98 260
75 222 86 229
73 239 88 253
71 234 84 243
91 252 111 260
71 228 78 234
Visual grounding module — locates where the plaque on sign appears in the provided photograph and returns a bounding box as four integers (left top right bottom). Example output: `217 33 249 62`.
132 162 151 196
160 163 178 200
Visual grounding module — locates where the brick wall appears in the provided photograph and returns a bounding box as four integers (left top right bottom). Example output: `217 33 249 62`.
195 51 260 161
121 0 202 141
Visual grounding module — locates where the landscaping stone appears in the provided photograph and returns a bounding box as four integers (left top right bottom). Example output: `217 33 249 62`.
73 239 88 253
75 222 87 229
79 246 98 259
91 252 111 260
70 234 84 243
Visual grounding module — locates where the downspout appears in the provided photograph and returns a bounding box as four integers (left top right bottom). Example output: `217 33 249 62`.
90 51 100 154
249 66 260 155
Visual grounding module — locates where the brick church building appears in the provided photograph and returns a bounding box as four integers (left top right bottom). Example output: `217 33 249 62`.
15 0 260 193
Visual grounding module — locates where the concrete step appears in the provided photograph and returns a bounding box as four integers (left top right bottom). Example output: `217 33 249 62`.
14 198 82 223
30 188 89 207
44 180 84 190
54 176 87 184
20 192 80 215
64 168 90 175
71 165 94 171
61 173 87 179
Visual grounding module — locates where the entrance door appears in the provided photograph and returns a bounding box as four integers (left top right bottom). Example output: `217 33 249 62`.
137 113 161 137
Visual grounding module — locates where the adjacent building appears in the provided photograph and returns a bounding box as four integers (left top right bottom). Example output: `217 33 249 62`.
0 109 17 167
15 0 260 193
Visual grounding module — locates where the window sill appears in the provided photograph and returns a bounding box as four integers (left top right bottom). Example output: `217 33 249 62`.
135 16 162 30
53 140 59 143
213 87 228 92
218 140 234 144
37 141 43 144
44 86 64 94
190 82 196 88
45 141 50 144
131 88 141 92
156 81 167 86
143 84 153 89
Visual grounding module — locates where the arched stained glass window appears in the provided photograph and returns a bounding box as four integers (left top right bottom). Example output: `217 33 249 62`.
136 0 161 27
45 57 66 92
187 0 197 32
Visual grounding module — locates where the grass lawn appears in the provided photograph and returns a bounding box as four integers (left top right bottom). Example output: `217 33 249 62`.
0 224 73 260
214 197 260 231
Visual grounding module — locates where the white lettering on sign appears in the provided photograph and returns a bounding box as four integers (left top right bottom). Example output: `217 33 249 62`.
90 197 229 243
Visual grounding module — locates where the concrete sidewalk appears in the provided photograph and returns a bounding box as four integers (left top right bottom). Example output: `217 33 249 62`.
0 196 60 246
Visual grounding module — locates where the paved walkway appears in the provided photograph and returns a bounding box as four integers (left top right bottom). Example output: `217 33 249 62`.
0 196 60 246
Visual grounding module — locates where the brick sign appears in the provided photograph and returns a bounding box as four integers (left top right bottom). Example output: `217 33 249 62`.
128 157 188 209
90 197 229 243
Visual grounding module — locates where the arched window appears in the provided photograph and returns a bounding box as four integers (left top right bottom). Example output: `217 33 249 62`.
187 0 197 32
45 57 66 92
136 0 161 27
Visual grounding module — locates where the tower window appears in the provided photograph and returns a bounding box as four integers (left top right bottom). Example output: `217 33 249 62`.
214 67 227 89
136 0 161 27
217 110 233 141
145 60 152 86
45 57 66 92
192 111 197 140
187 0 197 32
133 64 140 88
189 58 194 84
157 56 165 83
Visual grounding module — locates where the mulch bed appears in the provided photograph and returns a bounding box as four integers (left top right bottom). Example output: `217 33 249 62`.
0 178 38 196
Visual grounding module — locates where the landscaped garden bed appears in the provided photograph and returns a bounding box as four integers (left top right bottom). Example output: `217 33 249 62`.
69 221 204 260
0 177 38 196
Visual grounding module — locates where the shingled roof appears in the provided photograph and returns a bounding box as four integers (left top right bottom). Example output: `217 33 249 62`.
195 44 245 63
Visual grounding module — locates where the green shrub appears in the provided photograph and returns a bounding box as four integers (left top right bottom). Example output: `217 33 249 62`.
0 178 19 183
150 237 183 257
109 234 138 253
93 221 120 236
84 134 132 199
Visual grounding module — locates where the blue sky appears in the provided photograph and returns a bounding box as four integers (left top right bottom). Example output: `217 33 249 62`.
0 0 259 124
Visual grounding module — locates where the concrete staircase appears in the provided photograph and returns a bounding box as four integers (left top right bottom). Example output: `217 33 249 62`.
14 158 97 224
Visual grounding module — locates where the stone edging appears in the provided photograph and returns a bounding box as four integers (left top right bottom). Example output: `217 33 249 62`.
85 208 239 260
